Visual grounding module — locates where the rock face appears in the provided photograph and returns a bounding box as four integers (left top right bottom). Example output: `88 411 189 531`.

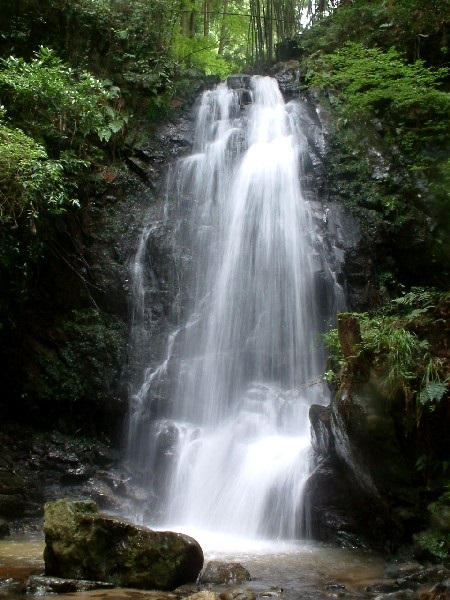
44 499 204 590
305 369 420 549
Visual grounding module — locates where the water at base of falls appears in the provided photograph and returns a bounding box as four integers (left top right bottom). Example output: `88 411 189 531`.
0 535 387 600
126 75 340 543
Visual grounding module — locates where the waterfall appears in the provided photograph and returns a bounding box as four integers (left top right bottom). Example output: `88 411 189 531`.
126 75 341 542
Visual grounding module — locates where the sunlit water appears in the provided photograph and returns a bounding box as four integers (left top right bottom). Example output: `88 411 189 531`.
126 75 342 541
0 536 385 600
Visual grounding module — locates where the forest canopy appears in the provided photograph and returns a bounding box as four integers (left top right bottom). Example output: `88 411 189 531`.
0 0 448 264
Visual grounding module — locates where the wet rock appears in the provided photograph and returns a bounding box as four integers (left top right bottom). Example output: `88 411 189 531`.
0 428 132 531
220 588 256 600
309 404 333 455
385 562 423 579
0 518 9 538
419 581 450 600
323 202 380 312
25 575 114 594
60 465 95 483
367 582 401 593
326 583 346 591
397 567 450 586
44 499 204 590
0 463 29 518
305 404 375 548
226 74 251 90
373 591 417 600
316 378 420 549
271 60 302 97
186 592 222 600
0 577 23 595
126 155 152 183
199 561 251 585
174 583 201 594
337 313 362 359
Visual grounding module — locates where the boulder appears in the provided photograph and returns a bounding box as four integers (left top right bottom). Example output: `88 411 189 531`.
199 561 251 585
44 499 204 590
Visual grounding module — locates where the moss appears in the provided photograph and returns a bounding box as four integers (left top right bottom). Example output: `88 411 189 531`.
44 499 204 589
415 529 450 561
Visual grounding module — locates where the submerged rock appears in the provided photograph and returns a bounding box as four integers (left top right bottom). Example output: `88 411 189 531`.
220 588 256 600
43 499 204 590
25 575 114 594
186 592 222 600
419 581 450 600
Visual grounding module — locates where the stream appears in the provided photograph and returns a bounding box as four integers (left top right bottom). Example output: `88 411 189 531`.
0 535 386 600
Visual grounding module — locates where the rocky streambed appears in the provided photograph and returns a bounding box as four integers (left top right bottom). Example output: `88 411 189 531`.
1 389 449 600
1 530 450 600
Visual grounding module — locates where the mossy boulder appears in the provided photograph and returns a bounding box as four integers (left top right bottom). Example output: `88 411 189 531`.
44 499 204 590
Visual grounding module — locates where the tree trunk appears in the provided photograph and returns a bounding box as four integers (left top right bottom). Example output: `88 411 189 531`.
203 0 210 36
218 0 229 54
180 0 196 38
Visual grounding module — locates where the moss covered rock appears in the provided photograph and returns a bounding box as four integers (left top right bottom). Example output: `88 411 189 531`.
44 499 204 590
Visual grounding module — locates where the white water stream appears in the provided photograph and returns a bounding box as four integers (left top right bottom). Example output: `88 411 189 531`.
127 76 341 544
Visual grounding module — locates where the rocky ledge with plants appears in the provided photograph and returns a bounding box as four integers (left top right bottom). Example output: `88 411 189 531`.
306 288 450 560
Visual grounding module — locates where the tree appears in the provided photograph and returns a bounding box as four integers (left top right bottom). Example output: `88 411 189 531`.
249 0 303 64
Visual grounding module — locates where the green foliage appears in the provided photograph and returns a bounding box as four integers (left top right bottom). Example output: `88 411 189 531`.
304 39 450 183
415 530 450 561
0 45 130 278
0 0 251 114
306 43 449 130
322 328 344 383
386 287 450 320
0 47 128 155
324 288 450 419
172 32 238 78
306 42 449 280
0 124 78 226
299 0 450 65
360 317 426 393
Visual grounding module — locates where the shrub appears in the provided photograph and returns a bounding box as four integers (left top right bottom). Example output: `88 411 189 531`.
0 46 127 156
0 122 85 227
324 289 450 420
306 42 449 127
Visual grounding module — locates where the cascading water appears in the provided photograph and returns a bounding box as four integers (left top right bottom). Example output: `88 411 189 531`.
126 75 342 544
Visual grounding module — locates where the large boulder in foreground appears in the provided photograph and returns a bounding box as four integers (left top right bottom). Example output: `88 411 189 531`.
44 499 203 590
